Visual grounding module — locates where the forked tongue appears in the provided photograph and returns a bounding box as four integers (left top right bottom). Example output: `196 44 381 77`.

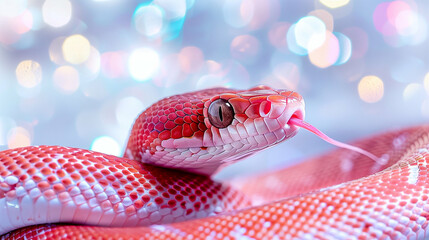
288 117 385 165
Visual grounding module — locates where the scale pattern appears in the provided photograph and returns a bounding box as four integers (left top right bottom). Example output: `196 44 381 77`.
125 86 304 175
4 125 429 239
2 86 428 239
0 146 249 236
232 126 429 205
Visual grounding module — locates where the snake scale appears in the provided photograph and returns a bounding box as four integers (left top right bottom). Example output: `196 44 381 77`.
1 86 429 239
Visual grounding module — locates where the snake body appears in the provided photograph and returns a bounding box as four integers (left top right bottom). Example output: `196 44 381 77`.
1 86 429 239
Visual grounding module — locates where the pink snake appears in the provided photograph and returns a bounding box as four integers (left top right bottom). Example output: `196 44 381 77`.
1 86 429 239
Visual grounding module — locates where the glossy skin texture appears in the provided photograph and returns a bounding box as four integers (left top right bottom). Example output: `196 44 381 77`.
0 146 250 235
125 86 304 175
2 86 428 239
0 86 304 237
5 125 429 239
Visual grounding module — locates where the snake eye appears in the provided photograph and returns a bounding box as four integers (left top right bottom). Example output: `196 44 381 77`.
208 99 234 128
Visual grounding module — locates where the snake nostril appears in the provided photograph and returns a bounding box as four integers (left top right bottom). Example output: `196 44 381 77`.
260 101 271 117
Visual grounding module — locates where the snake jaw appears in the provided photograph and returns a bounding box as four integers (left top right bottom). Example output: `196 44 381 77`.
284 107 305 138
125 87 306 175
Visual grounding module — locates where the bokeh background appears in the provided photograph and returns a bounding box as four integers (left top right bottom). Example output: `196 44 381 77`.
0 0 428 179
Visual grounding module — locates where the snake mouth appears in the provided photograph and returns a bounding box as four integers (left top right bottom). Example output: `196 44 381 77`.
258 93 305 141
282 106 305 139
289 109 304 122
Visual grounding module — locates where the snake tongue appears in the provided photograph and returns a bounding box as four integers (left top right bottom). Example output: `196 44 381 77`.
288 117 384 165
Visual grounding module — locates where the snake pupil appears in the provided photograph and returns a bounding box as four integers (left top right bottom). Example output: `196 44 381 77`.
208 99 234 128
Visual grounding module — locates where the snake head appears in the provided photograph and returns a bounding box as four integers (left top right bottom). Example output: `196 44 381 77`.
125 85 305 175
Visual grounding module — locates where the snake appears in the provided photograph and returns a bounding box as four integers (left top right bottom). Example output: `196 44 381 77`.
1 85 429 239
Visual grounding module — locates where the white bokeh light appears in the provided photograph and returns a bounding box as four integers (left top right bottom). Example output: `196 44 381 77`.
42 0 72 28
403 83 424 102
62 34 91 64
294 16 326 52
16 60 42 88
308 31 339 68
0 0 27 18
90 136 121 156
319 0 350 9
128 48 160 81
287 24 307 55
133 4 164 37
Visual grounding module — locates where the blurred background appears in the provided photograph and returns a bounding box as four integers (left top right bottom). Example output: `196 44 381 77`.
0 0 428 179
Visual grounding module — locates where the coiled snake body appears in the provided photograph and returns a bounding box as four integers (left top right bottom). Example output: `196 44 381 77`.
1 86 429 239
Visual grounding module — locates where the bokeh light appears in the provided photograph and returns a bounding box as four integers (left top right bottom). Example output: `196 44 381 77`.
395 9 418 36
101 51 127 78
246 0 280 30
294 16 326 52
403 83 424 102
7 127 31 149
0 0 27 18
374 2 396 36
53 66 80 94
28 7 43 31
16 60 42 88
268 22 290 50
230 35 260 61
206 60 222 74
178 46 204 74
85 46 101 76
0 29 19 46
308 9 333 32
319 0 350 9
407 15 427 45
223 0 254 28
424 73 429 95
62 34 91 64
334 32 352 65
373 1 427 46
12 9 33 34
133 4 164 37
358 75 384 103
286 24 307 56
308 31 339 68
42 0 72 28
128 48 160 81
90 136 121 156
49 37 67 65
